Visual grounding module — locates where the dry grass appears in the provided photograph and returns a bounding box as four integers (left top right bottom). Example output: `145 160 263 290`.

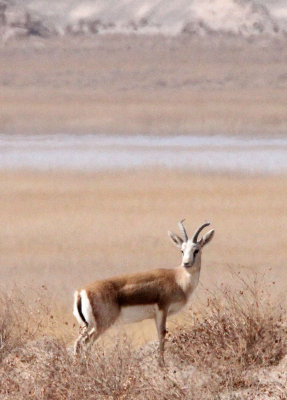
1 273 287 399
0 35 287 135
0 287 72 362
170 272 287 394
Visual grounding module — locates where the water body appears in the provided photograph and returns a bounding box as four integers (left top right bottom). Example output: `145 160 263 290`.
1 134 287 174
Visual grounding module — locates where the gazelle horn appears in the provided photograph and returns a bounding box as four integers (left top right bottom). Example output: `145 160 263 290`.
178 219 188 242
192 222 210 243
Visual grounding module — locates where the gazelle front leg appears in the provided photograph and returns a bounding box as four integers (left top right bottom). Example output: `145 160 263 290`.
155 307 167 366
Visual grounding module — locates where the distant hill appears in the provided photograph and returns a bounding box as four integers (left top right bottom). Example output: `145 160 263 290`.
0 0 287 40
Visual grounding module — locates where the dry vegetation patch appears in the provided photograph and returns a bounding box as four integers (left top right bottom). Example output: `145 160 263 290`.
0 289 47 363
1 273 287 399
0 287 72 364
169 273 287 397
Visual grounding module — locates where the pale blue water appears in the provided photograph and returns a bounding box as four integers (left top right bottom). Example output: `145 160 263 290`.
1 134 287 174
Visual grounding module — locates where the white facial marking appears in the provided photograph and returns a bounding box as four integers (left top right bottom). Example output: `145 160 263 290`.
181 240 200 267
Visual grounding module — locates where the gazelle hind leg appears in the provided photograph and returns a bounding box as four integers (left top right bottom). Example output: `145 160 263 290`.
74 325 102 355
74 325 89 355
84 327 101 351
155 307 167 366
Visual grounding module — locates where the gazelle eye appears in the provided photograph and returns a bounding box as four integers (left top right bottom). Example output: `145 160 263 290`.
194 249 199 255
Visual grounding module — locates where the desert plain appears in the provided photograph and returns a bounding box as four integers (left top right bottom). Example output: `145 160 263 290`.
1 168 287 344
1 32 287 398
1 35 287 338
0 35 287 136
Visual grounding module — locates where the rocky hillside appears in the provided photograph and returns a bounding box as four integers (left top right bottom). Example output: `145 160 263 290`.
0 0 286 41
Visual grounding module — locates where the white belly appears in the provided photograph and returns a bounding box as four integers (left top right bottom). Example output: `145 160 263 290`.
168 301 185 315
119 299 190 324
119 304 157 323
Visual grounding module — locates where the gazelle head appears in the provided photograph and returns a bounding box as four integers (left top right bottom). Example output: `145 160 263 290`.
168 220 214 269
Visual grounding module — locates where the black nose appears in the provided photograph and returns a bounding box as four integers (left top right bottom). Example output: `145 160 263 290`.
183 262 190 267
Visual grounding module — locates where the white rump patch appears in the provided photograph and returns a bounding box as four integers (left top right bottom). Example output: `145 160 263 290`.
81 289 97 327
73 291 84 326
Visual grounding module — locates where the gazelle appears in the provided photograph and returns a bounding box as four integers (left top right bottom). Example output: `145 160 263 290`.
73 220 214 364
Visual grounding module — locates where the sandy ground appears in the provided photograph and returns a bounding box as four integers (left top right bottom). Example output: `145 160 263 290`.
0 35 287 136
1 170 287 342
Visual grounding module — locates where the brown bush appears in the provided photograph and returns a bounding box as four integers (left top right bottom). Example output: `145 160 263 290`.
0 286 71 363
168 272 287 394
0 289 45 362
0 335 196 400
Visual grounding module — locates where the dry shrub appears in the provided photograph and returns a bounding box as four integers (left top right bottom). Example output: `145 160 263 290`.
169 272 287 394
0 336 184 400
0 289 47 362
0 286 71 363
1 273 287 399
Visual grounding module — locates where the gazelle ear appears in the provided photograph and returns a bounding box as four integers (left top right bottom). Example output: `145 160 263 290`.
199 229 215 247
168 231 184 248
